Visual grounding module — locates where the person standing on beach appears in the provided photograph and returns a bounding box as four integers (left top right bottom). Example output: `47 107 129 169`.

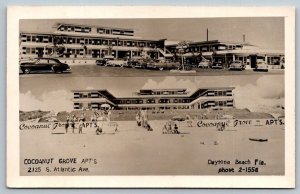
78 119 83 134
65 115 70 134
143 109 148 128
136 111 141 126
107 110 111 122
71 115 75 133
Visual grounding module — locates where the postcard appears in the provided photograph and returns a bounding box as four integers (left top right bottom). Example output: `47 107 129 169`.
7 6 295 188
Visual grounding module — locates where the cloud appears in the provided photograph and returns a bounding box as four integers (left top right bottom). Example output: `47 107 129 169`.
20 90 73 112
142 77 197 94
86 86 95 90
234 75 284 114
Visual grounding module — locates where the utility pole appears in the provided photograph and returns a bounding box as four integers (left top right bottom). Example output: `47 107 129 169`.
243 34 246 43
206 28 208 41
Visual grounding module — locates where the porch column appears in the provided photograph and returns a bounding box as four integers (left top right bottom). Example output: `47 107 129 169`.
232 54 235 61
265 55 268 64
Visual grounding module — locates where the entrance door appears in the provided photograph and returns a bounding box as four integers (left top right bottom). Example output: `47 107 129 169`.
36 48 44 58
250 55 257 68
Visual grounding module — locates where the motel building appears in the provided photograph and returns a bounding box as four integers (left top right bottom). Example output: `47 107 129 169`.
166 40 285 69
19 23 173 64
19 23 284 69
72 88 235 111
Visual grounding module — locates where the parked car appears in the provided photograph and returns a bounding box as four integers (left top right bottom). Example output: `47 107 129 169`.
130 57 148 69
254 61 268 72
211 60 223 69
96 55 114 66
106 59 127 67
134 60 147 69
147 59 180 70
124 57 142 68
20 58 71 74
198 60 211 68
229 60 245 70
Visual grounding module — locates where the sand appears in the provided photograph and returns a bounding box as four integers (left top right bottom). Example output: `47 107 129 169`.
20 120 284 176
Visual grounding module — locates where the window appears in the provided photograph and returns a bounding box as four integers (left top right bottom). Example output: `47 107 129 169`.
48 59 58 64
26 36 31 41
47 48 53 55
37 59 48 64
26 48 30 54
31 48 36 54
97 28 105 34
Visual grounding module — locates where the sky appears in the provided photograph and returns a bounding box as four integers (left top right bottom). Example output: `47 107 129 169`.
20 17 284 50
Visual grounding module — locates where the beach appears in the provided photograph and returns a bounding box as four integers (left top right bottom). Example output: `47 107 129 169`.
20 120 285 176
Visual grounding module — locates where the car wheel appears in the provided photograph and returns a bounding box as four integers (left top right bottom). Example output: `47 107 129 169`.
56 69 62 73
23 68 31 74
52 66 62 73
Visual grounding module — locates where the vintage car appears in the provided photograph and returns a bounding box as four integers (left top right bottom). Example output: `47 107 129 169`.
128 57 148 69
198 59 212 68
147 59 181 70
134 60 148 69
211 60 223 69
106 59 128 67
124 57 143 68
96 55 114 66
254 61 269 72
229 60 245 70
20 58 71 74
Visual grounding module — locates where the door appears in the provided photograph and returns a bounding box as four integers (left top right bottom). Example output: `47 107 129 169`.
36 59 50 71
250 55 257 68
36 48 44 58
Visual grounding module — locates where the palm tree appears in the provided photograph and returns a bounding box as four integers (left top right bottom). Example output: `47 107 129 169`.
177 41 190 70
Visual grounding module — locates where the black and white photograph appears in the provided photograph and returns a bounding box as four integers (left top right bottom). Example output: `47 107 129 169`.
7 6 295 188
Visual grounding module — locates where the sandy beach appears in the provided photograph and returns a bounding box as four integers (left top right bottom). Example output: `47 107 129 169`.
20 120 284 176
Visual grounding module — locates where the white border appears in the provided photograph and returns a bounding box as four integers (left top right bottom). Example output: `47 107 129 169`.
7 6 295 188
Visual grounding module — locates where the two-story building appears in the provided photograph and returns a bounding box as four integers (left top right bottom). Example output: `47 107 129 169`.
72 87 235 111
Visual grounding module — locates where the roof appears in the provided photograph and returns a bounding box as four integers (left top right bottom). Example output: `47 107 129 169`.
72 89 116 99
20 31 163 42
166 39 256 47
140 88 187 92
54 23 135 32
